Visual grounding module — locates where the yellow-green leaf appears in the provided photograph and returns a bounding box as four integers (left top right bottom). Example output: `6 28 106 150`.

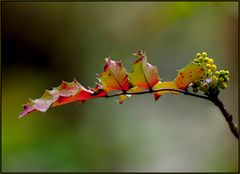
175 62 205 90
129 50 160 89
153 81 178 100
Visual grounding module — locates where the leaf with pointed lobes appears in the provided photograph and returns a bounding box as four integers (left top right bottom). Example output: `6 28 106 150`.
88 83 108 98
128 50 160 90
175 62 206 90
19 80 107 118
153 81 179 100
98 57 130 92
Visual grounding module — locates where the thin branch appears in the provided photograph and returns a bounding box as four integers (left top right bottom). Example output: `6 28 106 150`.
105 88 238 139
183 90 210 100
106 88 209 100
210 97 239 139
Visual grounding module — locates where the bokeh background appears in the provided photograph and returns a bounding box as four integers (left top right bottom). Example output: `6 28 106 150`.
2 2 238 172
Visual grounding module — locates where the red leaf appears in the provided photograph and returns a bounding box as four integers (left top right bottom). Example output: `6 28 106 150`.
98 57 130 92
19 80 106 118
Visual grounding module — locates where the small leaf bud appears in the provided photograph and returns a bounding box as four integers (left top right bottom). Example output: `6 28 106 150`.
204 57 210 63
220 83 227 89
208 58 214 64
215 71 220 76
206 70 212 78
219 77 224 83
193 59 200 63
225 70 229 76
206 64 212 69
198 56 203 61
211 64 217 71
196 53 201 58
224 76 229 82
202 52 208 58
219 70 225 74
212 76 218 81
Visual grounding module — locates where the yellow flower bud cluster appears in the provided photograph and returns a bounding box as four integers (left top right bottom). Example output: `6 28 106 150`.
193 52 217 78
211 70 229 89
191 52 230 94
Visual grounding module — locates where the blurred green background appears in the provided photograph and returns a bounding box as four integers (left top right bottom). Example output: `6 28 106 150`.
2 2 238 172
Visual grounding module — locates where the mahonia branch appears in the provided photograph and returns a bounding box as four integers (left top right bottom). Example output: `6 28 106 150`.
20 51 238 140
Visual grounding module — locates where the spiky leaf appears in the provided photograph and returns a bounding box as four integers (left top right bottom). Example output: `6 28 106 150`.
175 62 205 90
